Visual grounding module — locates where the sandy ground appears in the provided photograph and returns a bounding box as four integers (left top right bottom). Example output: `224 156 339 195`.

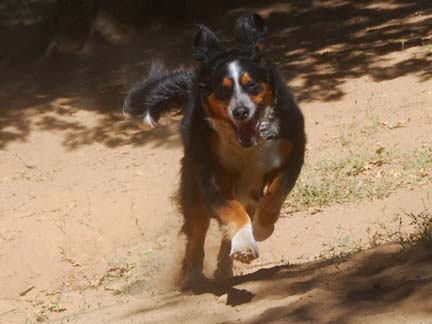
1 1 431 323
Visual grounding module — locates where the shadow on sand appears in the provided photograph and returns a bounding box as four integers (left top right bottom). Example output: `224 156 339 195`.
1 0 430 150
122 243 432 323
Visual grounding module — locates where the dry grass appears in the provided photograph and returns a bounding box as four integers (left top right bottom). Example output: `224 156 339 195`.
286 147 432 211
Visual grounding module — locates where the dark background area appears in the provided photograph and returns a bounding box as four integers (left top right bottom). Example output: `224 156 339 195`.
0 0 431 149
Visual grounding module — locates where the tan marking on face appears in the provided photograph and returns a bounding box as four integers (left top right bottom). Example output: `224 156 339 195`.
240 72 252 86
206 92 230 121
240 73 273 108
222 77 233 88
250 82 273 108
256 42 266 51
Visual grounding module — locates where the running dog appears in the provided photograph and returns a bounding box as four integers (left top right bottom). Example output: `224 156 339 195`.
123 13 306 291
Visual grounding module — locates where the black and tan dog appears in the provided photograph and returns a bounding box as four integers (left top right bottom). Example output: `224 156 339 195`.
123 13 305 291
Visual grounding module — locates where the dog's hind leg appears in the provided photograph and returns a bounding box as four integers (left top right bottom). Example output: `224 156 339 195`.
180 206 210 291
214 238 233 280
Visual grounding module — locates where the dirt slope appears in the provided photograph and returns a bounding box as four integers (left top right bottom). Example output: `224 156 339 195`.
1 1 431 323
48 244 432 324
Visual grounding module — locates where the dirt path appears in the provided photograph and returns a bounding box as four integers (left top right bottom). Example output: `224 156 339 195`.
1 71 431 324
1 1 431 323
48 244 432 324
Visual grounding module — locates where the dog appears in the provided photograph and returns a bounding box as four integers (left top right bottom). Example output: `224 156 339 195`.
123 13 306 291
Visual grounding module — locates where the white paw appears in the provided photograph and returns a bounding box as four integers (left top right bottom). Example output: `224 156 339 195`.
230 224 259 263
252 217 274 242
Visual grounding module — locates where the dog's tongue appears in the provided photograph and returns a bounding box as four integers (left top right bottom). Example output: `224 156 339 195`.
236 120 258 148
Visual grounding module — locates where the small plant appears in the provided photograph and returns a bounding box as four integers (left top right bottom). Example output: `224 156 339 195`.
318 234 365 260
47 296 66 313
103 258 135 282
338 131 352 147
367 215 405 248
363 112 381 134
402 206 432 247
366 205 432 251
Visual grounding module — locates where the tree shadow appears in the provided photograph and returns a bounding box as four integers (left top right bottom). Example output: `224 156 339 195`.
114 243 432 323
242 244 432 323
0 0 430 149
261 0 432 102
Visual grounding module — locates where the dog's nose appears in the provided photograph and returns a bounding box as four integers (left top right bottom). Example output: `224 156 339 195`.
232 106 249 121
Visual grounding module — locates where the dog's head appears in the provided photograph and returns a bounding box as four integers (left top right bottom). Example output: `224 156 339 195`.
194 14 275 148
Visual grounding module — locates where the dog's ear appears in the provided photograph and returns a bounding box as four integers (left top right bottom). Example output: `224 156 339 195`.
193 25 224 63
234 13 267 59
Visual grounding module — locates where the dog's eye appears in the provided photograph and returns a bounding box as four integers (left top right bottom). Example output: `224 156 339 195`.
246 81 261 95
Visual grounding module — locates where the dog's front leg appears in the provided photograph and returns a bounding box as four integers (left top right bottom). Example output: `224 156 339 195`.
180 203 210 291
214 238 233 280
253 142 305 241
217 200 258 264
252 172 287 241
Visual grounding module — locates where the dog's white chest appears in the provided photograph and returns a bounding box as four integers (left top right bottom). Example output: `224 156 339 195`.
218 139 282 173
216 136 283 210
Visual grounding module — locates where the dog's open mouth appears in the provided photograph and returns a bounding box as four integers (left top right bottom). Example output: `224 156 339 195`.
233 113 260 148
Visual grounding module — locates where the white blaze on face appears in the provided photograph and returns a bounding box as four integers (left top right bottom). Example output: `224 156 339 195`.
227 61 256 123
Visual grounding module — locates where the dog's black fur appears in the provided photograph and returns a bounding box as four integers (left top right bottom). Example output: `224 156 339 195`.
123 13 305 291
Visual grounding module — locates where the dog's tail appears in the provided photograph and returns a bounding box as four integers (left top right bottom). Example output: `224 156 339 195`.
123 60 195 127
